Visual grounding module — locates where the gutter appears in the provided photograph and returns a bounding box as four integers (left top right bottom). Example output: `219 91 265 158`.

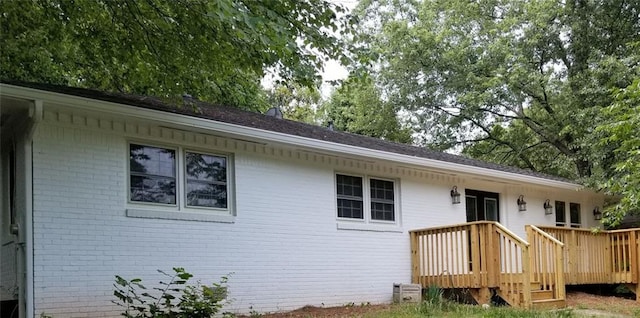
0 84 582 191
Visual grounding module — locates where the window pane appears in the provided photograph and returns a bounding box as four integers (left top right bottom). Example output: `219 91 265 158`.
130 175 176 204
370 179 395 221
555 201 566 226
337 174 363 198
129 144 176 204
337 198 363 219
130 144 175 177
370 179 394 201
570 203 581 227
186 182 227 208
466 196 477 222
371 202 394 221
336 175 364 219
485 198 498 221
185 152 227 183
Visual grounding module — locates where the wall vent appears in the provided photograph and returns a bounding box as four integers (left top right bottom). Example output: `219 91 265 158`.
392 283 422 303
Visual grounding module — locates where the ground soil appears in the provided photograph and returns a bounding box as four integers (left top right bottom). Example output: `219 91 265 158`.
238 291 640 318
565 291 640 316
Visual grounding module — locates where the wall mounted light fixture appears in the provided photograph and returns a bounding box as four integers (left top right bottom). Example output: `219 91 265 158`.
517 195 527 212
450 186 461 204
544 199 553 215
593 206 602 220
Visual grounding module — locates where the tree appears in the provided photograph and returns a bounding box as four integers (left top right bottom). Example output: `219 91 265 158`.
320 77 413 143
597 77 640 225
0 0 354 110
265 83 321 124
354 0 640 179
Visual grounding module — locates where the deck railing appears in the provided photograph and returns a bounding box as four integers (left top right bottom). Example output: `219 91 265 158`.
536 226 640 285
526 225 565 300
410 221 532 307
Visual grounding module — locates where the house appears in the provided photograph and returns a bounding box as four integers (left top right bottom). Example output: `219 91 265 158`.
0 82 605 317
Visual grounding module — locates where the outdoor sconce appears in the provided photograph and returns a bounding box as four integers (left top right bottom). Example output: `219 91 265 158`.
517 195 527 212
450 186 461 204
544 199 553 215
593 206 602 220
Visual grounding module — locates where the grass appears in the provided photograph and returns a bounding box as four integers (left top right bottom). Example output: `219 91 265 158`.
362 301 576 318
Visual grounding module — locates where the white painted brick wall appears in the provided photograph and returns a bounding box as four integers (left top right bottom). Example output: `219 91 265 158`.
29 119 602 317
30 122 468 317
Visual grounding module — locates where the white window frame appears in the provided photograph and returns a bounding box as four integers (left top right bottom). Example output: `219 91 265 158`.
484 197 498 222
555 201 567 227
554 201 582 228
569 202 582 228
183 149 231 212
126 141 235 223
335 173 400 228
127 142 179 207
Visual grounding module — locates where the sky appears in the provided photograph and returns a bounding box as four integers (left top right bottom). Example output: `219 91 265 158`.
319 0 358 96
262 0 358 98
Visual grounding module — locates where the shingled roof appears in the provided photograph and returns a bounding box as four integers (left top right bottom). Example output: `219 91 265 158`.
4 81 575 183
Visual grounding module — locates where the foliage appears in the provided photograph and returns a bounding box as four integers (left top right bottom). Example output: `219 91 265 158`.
319 77 413 143
113 267 231 318
0 0 355 110
597 78 640 226
265 83 322 124
424 285 443 304
354 0 640 179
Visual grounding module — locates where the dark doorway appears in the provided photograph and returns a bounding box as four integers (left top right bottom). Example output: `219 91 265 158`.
465 189 500 222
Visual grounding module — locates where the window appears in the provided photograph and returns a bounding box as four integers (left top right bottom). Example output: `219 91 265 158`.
128 143 233 215
465 189 499 222
185 152 228 209
336 174 364 219
336 174 397 223
370 178 395 221
465 196 477 222
130 144 177 204
555 201 581 228
485 198 498 221
570 203 581 228
555 201 566 227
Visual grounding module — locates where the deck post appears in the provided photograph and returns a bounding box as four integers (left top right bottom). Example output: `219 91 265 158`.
521 244 532 308
555 243 566 300
568 229 577 284
410 231 419 285
605 232 613 282
491 225 501 287
525 226 535 284
630 230 638 284
470 224 481 287
470 287 491 305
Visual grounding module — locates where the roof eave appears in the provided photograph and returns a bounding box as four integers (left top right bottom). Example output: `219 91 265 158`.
1 84 583 190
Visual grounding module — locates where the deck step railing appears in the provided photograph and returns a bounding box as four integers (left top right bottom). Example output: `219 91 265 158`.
526 225 565 301
410 221 532 308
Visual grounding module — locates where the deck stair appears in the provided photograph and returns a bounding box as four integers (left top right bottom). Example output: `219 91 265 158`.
409 222 567 309
498 281 565 309
411 222 640 308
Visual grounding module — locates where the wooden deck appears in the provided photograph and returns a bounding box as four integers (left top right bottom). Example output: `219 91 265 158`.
410 222 640 309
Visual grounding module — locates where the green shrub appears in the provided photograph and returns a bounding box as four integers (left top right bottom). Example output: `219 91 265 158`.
424 285 443 304
112 267 232 318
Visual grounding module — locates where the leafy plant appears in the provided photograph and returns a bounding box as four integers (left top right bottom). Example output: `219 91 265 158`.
424 285 443 304
113 267 231 318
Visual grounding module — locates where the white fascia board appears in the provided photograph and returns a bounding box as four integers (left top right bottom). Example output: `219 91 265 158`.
1 84 582 190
